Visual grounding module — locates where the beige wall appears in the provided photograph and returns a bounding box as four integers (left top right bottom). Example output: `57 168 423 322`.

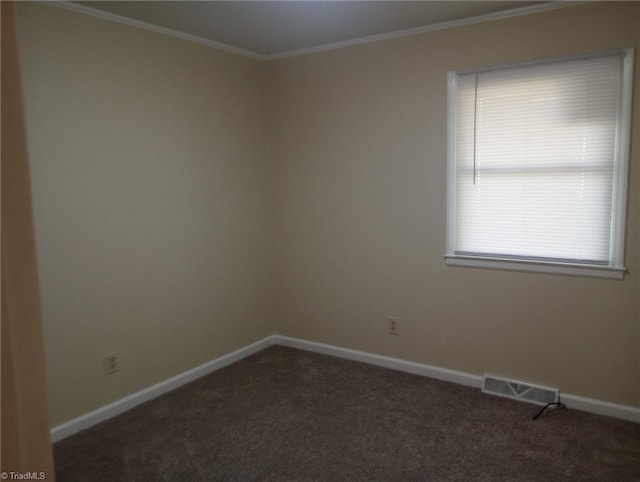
15 1 640 429
269 2 640 407
16 3 273 425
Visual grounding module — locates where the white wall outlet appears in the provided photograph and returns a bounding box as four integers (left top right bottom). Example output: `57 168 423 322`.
387 317 399 335
103 351 119 375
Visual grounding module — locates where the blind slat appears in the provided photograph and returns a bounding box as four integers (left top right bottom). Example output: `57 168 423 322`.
453 54 623 264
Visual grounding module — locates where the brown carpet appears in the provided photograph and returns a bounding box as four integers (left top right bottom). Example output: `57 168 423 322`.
54 345 640 481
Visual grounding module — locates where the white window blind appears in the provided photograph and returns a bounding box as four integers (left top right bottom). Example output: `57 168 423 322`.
447 50 633 278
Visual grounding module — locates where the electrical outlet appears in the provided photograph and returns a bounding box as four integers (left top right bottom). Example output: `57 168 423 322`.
387 317 399 335
103 352 119 375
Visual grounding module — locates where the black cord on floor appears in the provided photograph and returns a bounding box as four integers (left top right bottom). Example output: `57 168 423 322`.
531 402 566 420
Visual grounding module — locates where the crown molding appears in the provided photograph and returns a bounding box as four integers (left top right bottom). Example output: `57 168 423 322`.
44 1 586 62
265 2 588 60
45 1 264 60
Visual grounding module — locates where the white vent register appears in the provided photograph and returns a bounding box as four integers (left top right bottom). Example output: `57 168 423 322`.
482 375 559 406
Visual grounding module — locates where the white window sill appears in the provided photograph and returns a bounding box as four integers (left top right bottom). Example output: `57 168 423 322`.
444 255 626 280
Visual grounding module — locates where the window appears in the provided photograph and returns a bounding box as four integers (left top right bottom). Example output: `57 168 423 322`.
446 50 633 279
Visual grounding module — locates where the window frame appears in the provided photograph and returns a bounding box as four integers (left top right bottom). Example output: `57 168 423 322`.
445 49 634 279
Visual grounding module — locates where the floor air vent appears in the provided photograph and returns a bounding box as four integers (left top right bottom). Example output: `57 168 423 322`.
482 375 559 406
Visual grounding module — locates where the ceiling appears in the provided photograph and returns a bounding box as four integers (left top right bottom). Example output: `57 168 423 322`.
71 1 552 59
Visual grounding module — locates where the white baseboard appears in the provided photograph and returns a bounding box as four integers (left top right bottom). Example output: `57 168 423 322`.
51 334 640 442
273 335 640 424
561 393 640 423
271 335 483 388
50 336 274 442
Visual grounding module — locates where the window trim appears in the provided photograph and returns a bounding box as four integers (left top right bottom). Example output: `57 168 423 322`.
445 49 634 279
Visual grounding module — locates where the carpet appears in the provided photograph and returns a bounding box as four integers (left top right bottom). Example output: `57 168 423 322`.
54 345 640 481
